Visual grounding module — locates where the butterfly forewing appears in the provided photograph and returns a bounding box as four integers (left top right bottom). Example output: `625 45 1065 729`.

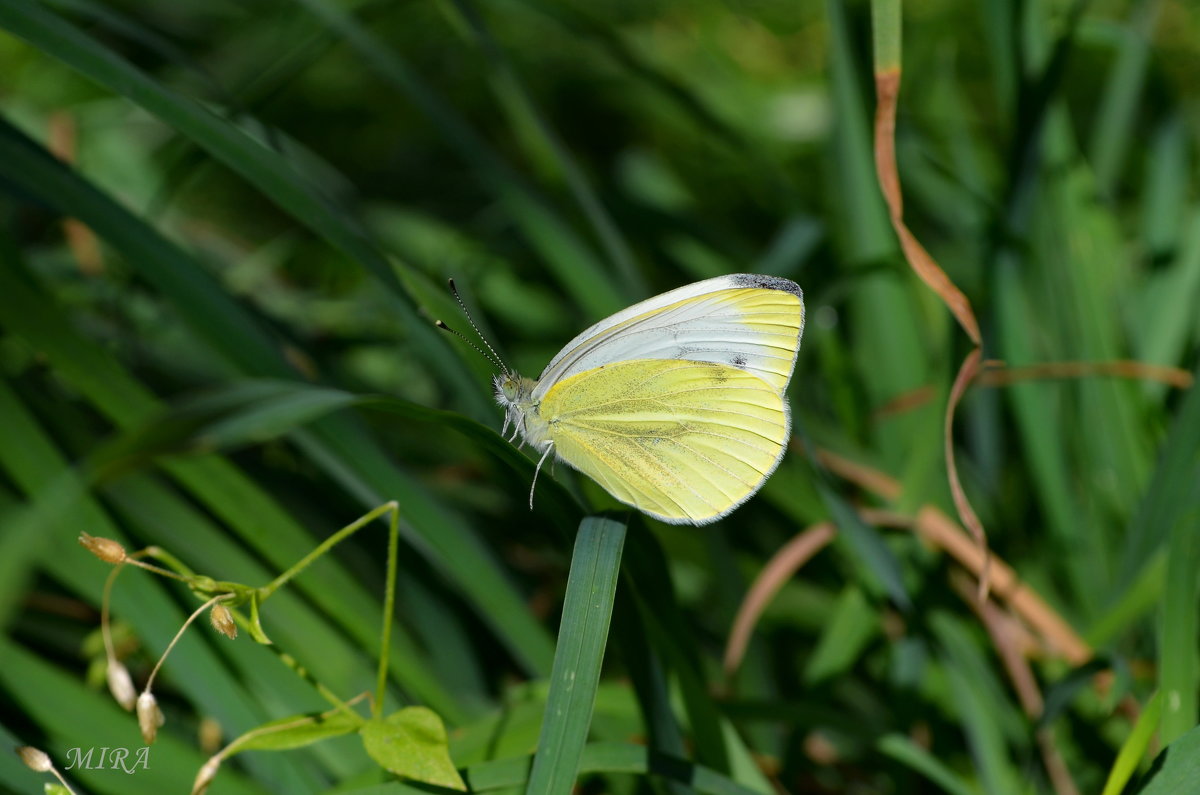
532 275 804 401
539 359 791 525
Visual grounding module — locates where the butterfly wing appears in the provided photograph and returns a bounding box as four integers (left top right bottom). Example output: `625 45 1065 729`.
540 358 791 525
531 274 804 401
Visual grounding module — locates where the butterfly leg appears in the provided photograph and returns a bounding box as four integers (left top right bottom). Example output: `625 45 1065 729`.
529 441 555 510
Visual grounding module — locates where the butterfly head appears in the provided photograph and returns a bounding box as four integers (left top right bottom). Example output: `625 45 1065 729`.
494 372 537 410
494 373 545 446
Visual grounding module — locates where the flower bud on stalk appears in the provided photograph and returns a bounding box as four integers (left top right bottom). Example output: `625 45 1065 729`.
78 533 127 564
106 660 137 711
137 691 165 744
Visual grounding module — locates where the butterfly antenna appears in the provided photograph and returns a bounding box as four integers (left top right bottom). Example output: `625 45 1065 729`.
434 319 506 373
445 278 510 374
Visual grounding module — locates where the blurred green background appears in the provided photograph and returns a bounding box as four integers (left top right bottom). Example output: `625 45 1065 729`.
1 0 1198 792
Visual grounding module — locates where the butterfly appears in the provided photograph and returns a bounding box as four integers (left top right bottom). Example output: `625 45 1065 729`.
440 274 805 525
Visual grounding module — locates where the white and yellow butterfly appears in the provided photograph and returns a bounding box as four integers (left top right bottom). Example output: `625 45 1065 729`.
442 274 805 525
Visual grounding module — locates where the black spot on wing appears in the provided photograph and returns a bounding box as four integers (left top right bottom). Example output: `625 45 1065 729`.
730 273 803 299
730 355 747 369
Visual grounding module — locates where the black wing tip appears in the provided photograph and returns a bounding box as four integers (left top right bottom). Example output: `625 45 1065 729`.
730 273 803 299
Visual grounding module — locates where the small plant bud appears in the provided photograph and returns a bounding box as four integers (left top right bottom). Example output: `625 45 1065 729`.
15 745 53 772
191 756 221 795
137 691 165 744
78 533 126 564
197 717 222 753
106 660 137 711
209 604 237 639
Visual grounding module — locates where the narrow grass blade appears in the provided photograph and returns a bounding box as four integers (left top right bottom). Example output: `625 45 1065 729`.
1089 0 1163 197
0 120 555 678
0 119 288 380
804 585 878 683
345 742 767 794
1159 500 1200 743
1135 204 1200 403
0 0 483 408
825 0 893 264
1138 116 1189 259
0 251 541 706
612 589 689 767
932 612 1023 795
1119 365 1200 589
620 528 773 793
287 0 626 316
1100 691 1161 795
447 0 644 297
0 392 316 789
622 527 729 774
820 483 911 611
877 733 975 795
526 517 626 795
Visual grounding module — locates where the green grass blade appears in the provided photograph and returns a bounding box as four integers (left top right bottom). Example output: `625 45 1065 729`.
294 415 560 675
1159 492 1200 743
0 0 377 280
622 526 730 774
932 612 1024 795
995 255 1090 602
1138 115 1189 259
1100 691 1161 795
526 517 626 795
447 0 644 297
1134 204 1200 403
0 0 484 409
0 254 508 714
820 482 912 611
1087 550 1164 648
340 742 767 794
0 387 320 790
1089 0 1163 197
287 0 626 316
0 116 555 678
578 743 764 795
0 119 288 380
1118 365 1200 589
804 585 878 683
611 592 690 794
877 733 975 795
824 0 893 265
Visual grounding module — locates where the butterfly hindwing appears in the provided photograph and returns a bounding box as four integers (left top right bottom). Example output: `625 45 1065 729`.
539 358 791 524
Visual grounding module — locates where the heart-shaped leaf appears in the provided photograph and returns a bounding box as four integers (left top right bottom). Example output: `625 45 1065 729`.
361 706 466 791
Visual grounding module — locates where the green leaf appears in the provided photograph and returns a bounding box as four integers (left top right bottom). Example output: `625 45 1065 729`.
1133 720 1200 794
361 707 466 791
231 709 362 754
